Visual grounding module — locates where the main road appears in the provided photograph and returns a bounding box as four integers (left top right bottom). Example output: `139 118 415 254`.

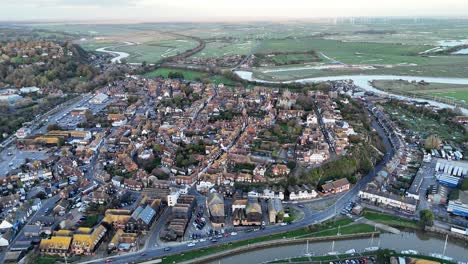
82 110 395 264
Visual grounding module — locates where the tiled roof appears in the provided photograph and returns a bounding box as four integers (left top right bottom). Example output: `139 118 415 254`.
40 236 72 250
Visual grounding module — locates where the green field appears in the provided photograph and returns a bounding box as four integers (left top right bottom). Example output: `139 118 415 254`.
105 39 198 63
252 57 468 81
363 210 420 229
28 20 468 80
78 41 118 51
192 40 256 58
372 80 468 108
461 179 468 191
256 39 429 65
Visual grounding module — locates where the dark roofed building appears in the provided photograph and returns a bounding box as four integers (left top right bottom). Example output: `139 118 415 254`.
207 192 225 226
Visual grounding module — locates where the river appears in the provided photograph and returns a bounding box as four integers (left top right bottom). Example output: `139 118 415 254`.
234 71 468 115
95 41 135 63
453 48 468 55
209 232 468 264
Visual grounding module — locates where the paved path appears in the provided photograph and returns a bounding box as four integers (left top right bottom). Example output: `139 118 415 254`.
354 217 400 234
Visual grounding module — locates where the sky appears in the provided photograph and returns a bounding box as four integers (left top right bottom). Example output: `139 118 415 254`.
1 0 468 22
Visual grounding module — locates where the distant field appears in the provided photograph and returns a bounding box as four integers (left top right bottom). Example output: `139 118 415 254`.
79 41 118 51
256 38 430 65
372 80 468 108
28 21 468 79
251 57 468 81
192 40 256 58
104 39 198 63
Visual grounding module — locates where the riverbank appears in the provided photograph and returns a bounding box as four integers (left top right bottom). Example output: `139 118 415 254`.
204 231 467 264
369 79 468 109
234 71 468 115
153 220 375 264
178 232 379 264
266 249 458 264
95 42 135 63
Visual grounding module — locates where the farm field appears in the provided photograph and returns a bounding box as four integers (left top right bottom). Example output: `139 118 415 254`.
251 58 468 81
371 80 468 108
104 39 198 63
78 41 119 51
192 40 256 58
28 21 468 79
256 38 432 65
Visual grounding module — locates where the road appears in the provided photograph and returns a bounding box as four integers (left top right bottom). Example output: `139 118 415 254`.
5 195 61 251
231 42 260 70
81 111 395 264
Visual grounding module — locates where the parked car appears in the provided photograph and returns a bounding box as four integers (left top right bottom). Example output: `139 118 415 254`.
187 243 196 247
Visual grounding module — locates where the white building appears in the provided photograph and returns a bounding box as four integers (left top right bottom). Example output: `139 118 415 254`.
288 185 318 200
306 113 318 126
90 93 109 104
196 181 214 192
259 187 285 200
247 190 259 198
16 127 31 139
359 188 417 213
435 159 468 177
167 189 181 207
112 118 127 127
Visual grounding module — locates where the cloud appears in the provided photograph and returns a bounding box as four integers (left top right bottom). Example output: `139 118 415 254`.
1 0 468 21
56 0 140 7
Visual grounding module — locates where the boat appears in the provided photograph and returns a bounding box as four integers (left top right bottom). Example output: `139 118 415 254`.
401 250 418 255
304 240 313 257
345 249 356 254
365 247 379 252
327 240 338 255
430 253 454 261
429 234 453 261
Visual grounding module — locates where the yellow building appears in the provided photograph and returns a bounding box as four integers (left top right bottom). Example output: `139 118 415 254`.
71 225 107 255
39 236 72 256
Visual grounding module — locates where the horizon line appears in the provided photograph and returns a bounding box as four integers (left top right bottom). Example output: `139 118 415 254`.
2 15 468 25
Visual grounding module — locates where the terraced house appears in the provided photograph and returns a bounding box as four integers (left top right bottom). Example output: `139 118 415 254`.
71 225 107 255
39 236 72 256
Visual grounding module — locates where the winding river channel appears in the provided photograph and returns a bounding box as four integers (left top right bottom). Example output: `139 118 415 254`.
95 41 135 63
209 232 468 264
235 71 468 115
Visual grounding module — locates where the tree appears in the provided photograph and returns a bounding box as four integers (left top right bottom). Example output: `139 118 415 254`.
47 124 61 131
419 209 434 227
424 135 441 150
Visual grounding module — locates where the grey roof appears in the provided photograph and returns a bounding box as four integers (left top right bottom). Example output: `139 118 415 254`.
132 205 156 225
131 206 144 219
268 198 283 213
138 206 156 224
23 225 41 233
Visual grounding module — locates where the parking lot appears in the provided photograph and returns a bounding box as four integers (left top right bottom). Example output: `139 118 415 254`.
0 147 49 177
55 98 111 130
